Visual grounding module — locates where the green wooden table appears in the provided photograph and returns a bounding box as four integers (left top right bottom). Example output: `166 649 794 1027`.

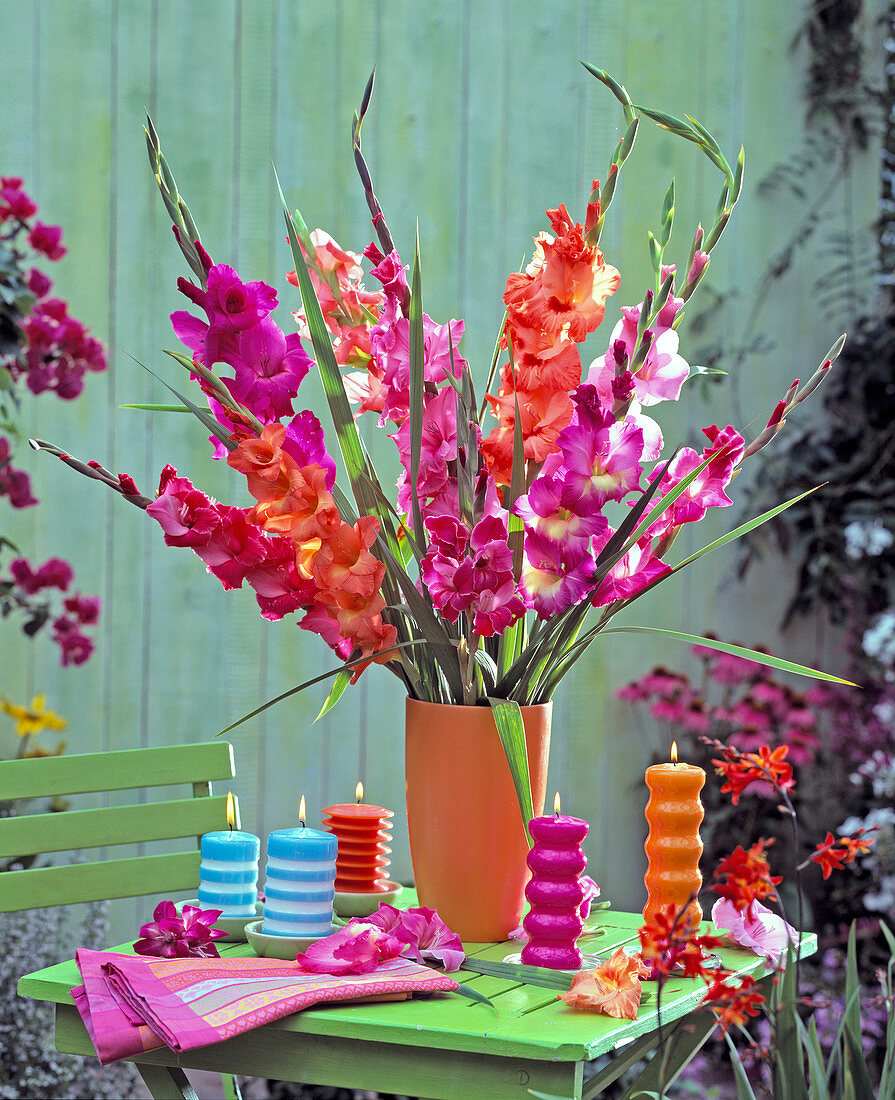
18 905 814 1100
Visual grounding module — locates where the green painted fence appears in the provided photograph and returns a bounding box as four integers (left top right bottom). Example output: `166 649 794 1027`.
0 0 882 940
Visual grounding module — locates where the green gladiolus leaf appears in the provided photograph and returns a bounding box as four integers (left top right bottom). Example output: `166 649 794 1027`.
487 697 534 842
314 667 353 722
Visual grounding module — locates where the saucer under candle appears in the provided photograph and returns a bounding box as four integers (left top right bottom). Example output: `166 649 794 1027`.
333 882 404 918
245 920 340 960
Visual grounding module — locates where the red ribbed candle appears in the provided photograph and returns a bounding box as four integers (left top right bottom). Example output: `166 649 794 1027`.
323 784 394 894
643 746 705 925
521 799 588 970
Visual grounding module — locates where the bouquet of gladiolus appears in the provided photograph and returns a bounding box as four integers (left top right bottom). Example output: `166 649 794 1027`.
34 65 849 823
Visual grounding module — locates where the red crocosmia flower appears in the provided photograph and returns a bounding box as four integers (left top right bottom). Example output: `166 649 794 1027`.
134 900 226 959
712 838 782 913
712 743 795 805
809 828 877 879
701 972 764 1033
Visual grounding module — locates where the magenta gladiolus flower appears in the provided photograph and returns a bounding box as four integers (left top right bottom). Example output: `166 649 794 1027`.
176 263 278 367
222 317 312 421
591 532 671 608
711 898 797 965
514 474 607 545
146 466 220 548
589 300 689 408
520 529 593 618
134 900 226 959
283 411 338 489
557 385 644 510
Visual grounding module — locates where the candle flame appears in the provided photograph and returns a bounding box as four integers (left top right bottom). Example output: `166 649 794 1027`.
299 794 306 826
671 741 678 764
226 791 236 830
554 791 562 815
356 781 364 803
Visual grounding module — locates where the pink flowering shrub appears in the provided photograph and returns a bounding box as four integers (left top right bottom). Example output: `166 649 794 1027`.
0 175 103 665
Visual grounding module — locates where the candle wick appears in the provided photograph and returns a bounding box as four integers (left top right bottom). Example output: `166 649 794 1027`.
299 818 305 828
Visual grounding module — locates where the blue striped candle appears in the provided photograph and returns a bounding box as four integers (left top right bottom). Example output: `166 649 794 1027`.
198 826 260 918
261 826 337 938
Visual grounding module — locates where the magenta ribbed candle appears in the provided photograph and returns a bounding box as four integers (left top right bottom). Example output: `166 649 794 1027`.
521 813 589 969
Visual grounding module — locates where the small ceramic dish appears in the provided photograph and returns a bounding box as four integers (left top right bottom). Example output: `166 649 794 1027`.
333 882 403 918
177 899 261 943
244 920 341 960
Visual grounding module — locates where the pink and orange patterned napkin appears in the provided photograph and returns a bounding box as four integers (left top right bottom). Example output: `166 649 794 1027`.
72 949 458 1064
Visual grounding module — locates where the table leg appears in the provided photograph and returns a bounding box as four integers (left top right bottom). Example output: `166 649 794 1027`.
137 1064 199 1100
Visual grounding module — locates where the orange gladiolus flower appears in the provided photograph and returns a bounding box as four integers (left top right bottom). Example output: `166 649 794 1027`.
312 516 385 599
504 204 620 342
558 947 650 1020
249 463 340 544
227 424 292 503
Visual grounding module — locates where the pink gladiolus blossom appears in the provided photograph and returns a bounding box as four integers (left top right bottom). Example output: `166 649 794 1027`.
295 923 405 975
355 904 465 971
711 898 798 965
372 310 466 426
514 475 608 545
588 301 690 408
176 263 278 367
520 529 594 618
134 900 226 959
591 532 671 608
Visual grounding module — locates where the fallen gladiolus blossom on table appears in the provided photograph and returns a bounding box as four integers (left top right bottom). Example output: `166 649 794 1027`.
558 947 650 1019
351 903 466 971
295 924 405 975
133 900 226 959
711 897 798 965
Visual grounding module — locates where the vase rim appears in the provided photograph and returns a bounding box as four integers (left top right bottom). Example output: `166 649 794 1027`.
405 697 552 714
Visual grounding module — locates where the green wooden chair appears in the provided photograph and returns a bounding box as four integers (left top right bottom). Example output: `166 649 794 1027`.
0 741 237 910
0 741 243 1100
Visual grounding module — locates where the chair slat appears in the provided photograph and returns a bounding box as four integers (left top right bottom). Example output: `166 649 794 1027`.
0 851 204 911
0 795 230 858
0 742 235 800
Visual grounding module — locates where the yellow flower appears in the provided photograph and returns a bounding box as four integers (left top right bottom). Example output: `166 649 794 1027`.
0 694 68 737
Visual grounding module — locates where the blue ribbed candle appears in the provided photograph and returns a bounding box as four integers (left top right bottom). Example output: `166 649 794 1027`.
198 830 260 917
261 827 337 937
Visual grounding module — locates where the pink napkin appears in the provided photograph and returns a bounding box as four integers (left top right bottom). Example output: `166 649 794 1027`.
73 949 458 1064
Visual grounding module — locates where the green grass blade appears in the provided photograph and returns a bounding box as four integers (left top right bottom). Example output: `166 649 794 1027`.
460 956 571 990
452 982 497 1011
799 1015 830 1100
725 1032 759 1100
218 641 420 735
600 627 857 685
128 355 234 449
487 697 534 841
119 403 191 413
314 667 352 722
673 488 819 572
408 229 426 550
275 174 372 517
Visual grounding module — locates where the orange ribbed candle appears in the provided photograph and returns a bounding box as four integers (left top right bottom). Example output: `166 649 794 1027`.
643 743 705 925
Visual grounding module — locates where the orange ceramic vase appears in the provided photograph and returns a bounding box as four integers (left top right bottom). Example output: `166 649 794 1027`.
404 697 552 942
